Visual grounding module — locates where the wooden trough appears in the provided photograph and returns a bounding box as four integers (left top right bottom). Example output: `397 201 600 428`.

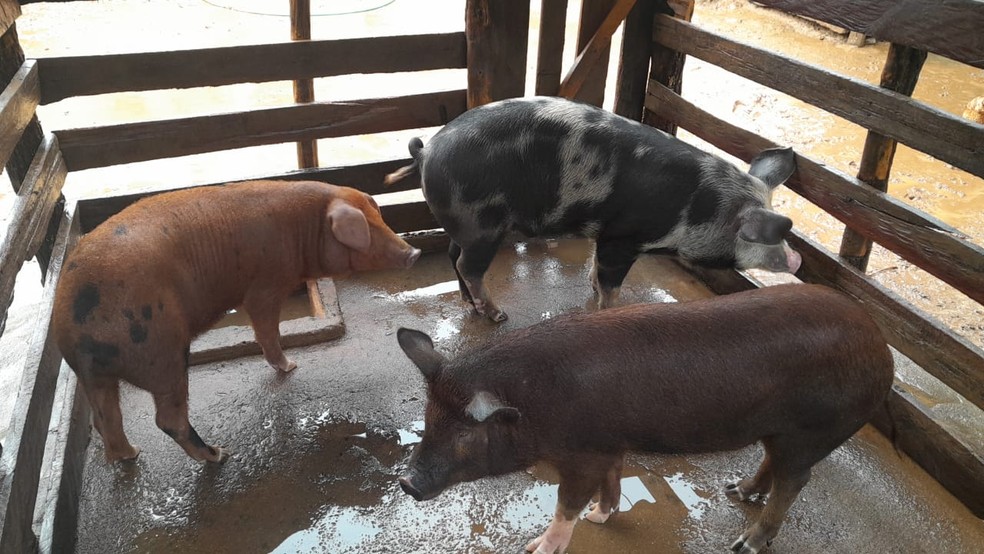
0 0 981 552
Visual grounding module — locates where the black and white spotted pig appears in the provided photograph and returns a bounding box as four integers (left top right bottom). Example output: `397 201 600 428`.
386 96 801 322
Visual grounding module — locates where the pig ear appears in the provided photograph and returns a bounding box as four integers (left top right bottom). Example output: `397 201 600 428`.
748 147 796 189
739 208 793 245
327 201 372 252
397 328 446 381
466 391 521 424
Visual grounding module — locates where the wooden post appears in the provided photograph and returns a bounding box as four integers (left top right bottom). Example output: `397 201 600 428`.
643 0 693 134
571 0 615 106
613 0 656 120
466 0 530 108
290 0 318 168
1 22 43 192
534 0 569 96
838 43 927 270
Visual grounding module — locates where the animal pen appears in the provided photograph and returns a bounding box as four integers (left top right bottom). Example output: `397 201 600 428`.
0 0 982 552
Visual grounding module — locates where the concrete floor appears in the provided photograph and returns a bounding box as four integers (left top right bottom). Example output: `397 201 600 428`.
73 240 984 554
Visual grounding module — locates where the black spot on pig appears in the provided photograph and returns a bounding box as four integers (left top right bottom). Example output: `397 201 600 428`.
141 304 153 321
73 284 100 325
114 225 128 236
158 302 165 313
78 334 119 366
66 261 78 272
478 205 509 229
129 322 148 344
122 309 135 321
687 187 721 225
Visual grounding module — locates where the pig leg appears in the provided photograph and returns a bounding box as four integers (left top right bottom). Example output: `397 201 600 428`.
730 468 810 554
456 238 506 322
526 463 609 553
586 456 624 523
78 373 140 462
448 241 473 303
726 450 773 501
590 241 639 309
243 291 295 372
151 372 226 463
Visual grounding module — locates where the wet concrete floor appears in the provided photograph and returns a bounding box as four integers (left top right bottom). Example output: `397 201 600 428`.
74 240 984 553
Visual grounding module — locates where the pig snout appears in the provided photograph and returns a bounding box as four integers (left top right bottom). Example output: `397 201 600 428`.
398 475 425 501
785 243 802 274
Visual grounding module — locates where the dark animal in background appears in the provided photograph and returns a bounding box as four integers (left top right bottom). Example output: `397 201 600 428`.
53 180 420 463
386 96 801 322
396 284 894 554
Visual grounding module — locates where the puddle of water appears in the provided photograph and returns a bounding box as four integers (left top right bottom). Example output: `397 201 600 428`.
270 505 382 554
398 420 425 446
618 475 657 512
389 280 461 301
663 472 710 520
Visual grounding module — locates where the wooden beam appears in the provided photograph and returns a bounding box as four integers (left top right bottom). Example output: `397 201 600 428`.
652 15 984 178
789 231 984 411
36 33 467 105
0 134 67 338
1 23 43 193
534 0 569 96
645 82 984 305
55 89 467 171
569 0 616 106
751 0 984 71
0 0 19 37
465 0 530 107
0 61 39 172
558 0 636 100
839 44 927 270
289 0 318 169
612 0 659 120
643 0 692 133
0 203 75 553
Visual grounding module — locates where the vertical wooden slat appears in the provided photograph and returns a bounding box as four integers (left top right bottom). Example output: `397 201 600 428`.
466 0 530 108
838 43 927 270
643 0 693 134
613 0 657 119
534 0 569 96
0 0 20 37
0 61 39 173
558 0 637 101
290 0 318 169
572 0 616 106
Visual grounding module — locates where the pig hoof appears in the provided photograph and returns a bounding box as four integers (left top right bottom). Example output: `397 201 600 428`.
489 310 508 323
204 447 229 464
271 358 297 372
585 502 612 524
107 445 141 463
725 482 748 501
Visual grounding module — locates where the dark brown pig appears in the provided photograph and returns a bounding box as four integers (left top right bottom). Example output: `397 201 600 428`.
396 284 894 554
53 180 420 463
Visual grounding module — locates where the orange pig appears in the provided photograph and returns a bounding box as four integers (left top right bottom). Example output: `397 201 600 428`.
53 180 420 463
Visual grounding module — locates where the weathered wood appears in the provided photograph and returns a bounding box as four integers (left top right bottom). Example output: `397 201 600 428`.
465 0 530 107
0 201 74 554
36 33 467 105
1 23 43 192
643 1 691 133
872 386 984 518
676 259 984 519
56 89 467 171
379 201 440 234
34 361 89 554
190 279 343 366
76 158 422 233
403 229 451 254
789 231 984 411
613 0 657 120
751 0 984 71
0 61 38 171
0 135 67 338
290 0 318 169
571 0 616 106
534 0 569 96
652 15 984 178
0 0 19 37
839 44 927 270
645 82 984 304
558 0 636 100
